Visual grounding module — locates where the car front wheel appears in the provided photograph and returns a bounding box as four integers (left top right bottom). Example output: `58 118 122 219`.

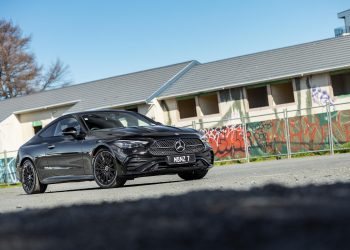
93 149 126 188
21 160 47 194
178 169 208 181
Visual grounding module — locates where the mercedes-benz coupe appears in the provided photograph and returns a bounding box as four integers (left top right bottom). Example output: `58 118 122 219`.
16 110 214 194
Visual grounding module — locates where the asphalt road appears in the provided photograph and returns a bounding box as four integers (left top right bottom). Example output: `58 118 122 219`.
1 153 350 213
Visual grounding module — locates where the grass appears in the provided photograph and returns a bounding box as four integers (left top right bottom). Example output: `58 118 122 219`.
0 183 21 189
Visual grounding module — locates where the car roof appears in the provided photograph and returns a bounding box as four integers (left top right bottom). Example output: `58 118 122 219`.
66 109 136 117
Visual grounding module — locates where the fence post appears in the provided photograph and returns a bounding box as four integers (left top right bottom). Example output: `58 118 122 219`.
192 120 196 130
283 109 292 159
326 102 334 155
242 116 250 163
4 150 8 184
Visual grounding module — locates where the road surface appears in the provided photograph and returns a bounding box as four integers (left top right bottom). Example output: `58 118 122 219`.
1 153 350 213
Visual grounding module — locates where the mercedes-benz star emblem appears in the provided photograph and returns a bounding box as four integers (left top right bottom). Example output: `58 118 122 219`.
174 140 186 153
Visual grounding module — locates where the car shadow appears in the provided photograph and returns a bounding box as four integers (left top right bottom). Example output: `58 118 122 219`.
32 179 184 194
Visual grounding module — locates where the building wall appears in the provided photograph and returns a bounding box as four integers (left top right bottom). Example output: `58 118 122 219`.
0 115 22 153
0 105 73 152
162 72 350 128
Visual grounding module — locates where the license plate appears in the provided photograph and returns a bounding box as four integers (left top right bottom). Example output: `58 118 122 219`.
167 155 196 165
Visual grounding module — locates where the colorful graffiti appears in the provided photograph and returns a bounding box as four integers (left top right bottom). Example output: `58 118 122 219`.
246 120 287 157
311 86 335 109
203 110 350 160
202 125 246 159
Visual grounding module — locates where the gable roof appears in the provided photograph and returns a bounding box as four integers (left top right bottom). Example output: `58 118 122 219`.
0 61 194 122
159 36 350 99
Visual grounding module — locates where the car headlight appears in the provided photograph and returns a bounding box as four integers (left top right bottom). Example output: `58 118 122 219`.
114 140 149 149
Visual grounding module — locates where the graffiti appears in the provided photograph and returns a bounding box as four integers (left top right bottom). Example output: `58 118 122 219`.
203 110 350 160
246 120 287 157
311 87 335 109
202 125 247 160
331 110 350 145
289 114 329 152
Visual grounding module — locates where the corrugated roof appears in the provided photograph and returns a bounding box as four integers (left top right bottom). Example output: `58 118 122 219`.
159 36 350 99
0 61 193 122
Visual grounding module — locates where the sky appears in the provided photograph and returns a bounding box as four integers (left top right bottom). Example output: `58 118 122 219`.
2 0 349 84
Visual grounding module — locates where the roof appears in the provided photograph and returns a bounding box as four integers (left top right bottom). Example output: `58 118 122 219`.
0 61 193 122
159 36 350 99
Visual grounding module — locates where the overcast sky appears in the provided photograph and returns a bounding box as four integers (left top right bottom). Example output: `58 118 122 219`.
2 0 349 84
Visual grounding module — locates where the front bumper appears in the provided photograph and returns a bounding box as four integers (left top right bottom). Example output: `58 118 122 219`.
120 149 214 178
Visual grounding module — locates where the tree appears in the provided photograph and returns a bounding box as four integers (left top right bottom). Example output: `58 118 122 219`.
38 58 71 91
0 20 71 100
0 20 39 98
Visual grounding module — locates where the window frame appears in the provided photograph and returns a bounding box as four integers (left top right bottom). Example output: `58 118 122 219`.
330 70 350 97
38 115 84 138
176 92 222 121
176 96 198 120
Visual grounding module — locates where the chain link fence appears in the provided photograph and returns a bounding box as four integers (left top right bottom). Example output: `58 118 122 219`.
0 150 18 184
193 102 350 163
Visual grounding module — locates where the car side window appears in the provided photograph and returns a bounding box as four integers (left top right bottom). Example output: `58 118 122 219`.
39 123 58 138
54 117 81 137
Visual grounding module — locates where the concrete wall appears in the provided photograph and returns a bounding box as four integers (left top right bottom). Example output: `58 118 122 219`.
0 105 73 152
160 72 350 128
0 115 22 153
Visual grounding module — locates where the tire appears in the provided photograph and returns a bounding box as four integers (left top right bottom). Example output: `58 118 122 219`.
178 169 208 181
93 149 126 188
21 160 48 194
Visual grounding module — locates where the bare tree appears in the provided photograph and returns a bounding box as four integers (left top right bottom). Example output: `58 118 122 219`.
39 58 71 91
0 20 39 99
0 20 71 99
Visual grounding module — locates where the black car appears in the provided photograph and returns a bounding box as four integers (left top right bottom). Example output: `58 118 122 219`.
16 110 214 194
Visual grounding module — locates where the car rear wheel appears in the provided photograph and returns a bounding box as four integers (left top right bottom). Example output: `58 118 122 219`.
93 149 126 188
178 169 208 181
21 160 48 194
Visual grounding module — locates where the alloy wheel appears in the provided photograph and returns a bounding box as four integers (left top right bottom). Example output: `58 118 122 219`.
22 161 36 193
94 150 117 186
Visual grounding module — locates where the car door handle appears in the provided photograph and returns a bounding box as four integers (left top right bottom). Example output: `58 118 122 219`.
48 145 55 149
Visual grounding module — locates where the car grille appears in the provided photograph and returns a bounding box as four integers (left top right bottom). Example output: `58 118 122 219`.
149 138 205 156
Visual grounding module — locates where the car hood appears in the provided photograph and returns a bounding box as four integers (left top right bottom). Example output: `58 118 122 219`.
89 125 200 139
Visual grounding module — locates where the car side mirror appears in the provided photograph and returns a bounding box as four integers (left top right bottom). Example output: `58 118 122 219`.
62 127 78 138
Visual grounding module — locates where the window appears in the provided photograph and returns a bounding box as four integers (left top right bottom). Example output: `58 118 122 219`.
331 72 350 96
198 93 220 115
39 123 57 138
270 81 295 105
247 86 268 109
177 98 197 119
32 120 43 134
82 112 155 130
33 125 42 134
54 117 81 136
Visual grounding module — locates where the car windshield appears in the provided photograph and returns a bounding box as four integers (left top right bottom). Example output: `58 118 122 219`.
81 112 157 130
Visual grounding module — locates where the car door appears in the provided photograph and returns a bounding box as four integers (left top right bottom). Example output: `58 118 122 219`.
45 116 85 178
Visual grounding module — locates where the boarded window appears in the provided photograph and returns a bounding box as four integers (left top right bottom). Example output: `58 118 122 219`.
247 86 268 109
271 81 295 105
331 72 350 96
198 93 219 116
219 88 243 102
177 98 197 119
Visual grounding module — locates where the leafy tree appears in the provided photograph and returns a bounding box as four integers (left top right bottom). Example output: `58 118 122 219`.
0 20 70 100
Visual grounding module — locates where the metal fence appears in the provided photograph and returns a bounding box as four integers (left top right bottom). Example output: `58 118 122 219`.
1 101 350 183
0 150 18 184
193 102 350 162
